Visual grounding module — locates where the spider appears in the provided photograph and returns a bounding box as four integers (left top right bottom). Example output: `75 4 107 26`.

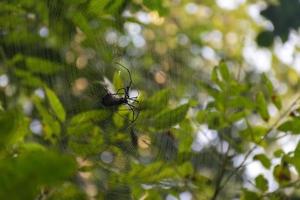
101 62 139 123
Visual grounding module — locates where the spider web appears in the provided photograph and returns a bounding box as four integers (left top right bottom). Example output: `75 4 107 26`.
2 1 253 199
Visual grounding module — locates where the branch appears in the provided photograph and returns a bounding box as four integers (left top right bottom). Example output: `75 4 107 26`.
215 94 300 197
211 145 231 200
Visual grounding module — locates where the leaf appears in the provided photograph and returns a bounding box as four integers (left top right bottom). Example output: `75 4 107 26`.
177 162 194 176
88 0 109 15
45 87 66 122
239 126 267 144
67 121 95 136
143 0 169 15
26 57 62 74
261 73 273 94
177 119 194 153
68 126 104 156
211 67 219 83
219 62 230 81
241 189 260 200
271 94 282 110
0 109 28 150
273 149 285 158
71 13 93 37
290 142 300 173
256 92 269 121
142 88 170 110
273 163 291 185
253 154 271 169
255 174 268 192
205 111 227 130
0 150 76 200
113 69 123 92
278 118 300 134
127 162 175 183
227 96 254 109
69 110 110 125
33 96 61 143
48 183 87 200
152 104 189 129
196 110 207 123
14 69 45 87
256 31 274 47
113 109 126 128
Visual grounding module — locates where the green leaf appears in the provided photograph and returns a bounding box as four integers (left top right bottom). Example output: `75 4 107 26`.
273 163 291 185
69 110 110 125
256 31 274 47
0 150 76 200
14 69 45 87
67 121 95 136
143 0 168 15
177 119 194 153
261 73 273 94
253 154 271 169
239 126 267 144
48 183 87 200
71 13 93 37
219 62 230 81
211 67 219 83
127 162 175 183
68 125 104 156
113 108 127 128
256 91 269 121
113 69 123 92
227 96 254 109
255 174 268 192
241 189 260 200
0 109 28 150
272 95 282 110
196 110 207 123
278 118 300 134
290 142 300 173
142 89 170 110
88 0 109 15
152 104 189 129
177 162 194 176
227 111 247 123
205 111 227 130
26 57 62 74
45 87 66 122
273 149 285 158
33 95 61 143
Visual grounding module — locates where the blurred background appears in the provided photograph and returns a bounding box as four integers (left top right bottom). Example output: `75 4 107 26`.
1 0 300 199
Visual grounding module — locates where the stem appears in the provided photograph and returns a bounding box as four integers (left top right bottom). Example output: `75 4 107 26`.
211 145 231 200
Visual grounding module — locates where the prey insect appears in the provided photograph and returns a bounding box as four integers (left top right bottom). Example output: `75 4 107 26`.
101 62 139 123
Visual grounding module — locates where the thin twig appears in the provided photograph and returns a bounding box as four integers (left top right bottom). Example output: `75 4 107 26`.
211 145 231 200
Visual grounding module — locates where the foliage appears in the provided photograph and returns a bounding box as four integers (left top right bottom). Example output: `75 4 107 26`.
1 0 300 200
256 0 300 46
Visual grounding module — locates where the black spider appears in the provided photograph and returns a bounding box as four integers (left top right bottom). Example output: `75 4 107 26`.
101 62 139 123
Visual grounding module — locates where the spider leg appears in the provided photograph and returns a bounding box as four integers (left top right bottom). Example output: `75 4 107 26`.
128 98 139 103
128 104 136 123
115 108 131 121
126 103 140 123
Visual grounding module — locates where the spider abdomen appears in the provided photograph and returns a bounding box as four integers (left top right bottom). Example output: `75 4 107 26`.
101 94 127 106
